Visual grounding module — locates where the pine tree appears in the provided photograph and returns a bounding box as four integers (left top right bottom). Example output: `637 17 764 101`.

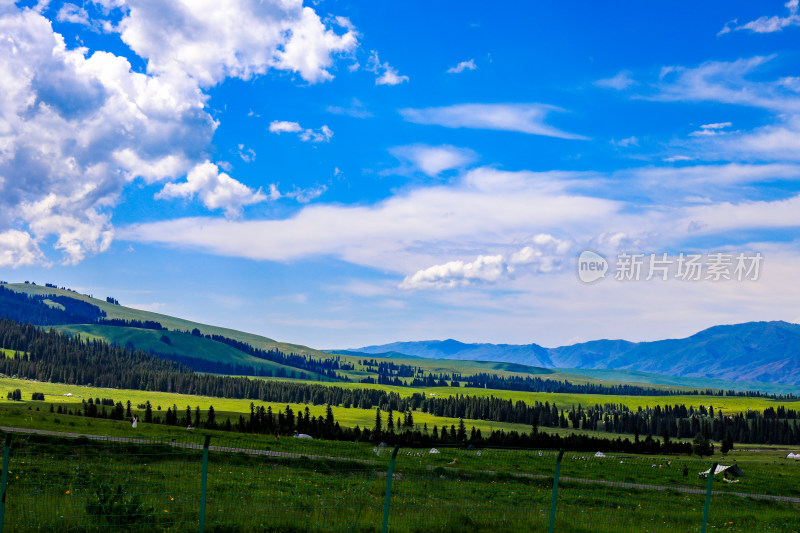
373 408 382 436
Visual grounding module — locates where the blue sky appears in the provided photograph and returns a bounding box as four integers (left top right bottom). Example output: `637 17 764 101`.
2 0 800 349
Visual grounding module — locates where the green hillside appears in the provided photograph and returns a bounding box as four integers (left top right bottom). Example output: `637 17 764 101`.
6 283 326 357
561 368 800 396
54 325 323 378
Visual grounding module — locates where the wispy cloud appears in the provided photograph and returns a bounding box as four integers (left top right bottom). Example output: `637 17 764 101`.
367 51 408 86
653 56 800 113
595 70 637 90
389 144 478 177
121 167 617 272
269 120 333 143
326 98 372 118
400 103 587 139
447 59 477 74
719 0 799 35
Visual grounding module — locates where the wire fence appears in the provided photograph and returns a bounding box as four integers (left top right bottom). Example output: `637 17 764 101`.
0 430 798 532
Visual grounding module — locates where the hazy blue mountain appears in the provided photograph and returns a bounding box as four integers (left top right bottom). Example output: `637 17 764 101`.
353 339 554 367
350 321 800 385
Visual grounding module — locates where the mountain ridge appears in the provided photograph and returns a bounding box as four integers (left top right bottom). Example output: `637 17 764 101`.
347 321 800 385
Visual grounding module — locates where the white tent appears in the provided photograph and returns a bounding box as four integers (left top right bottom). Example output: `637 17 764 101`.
699 464 745 479
594 452 606 458
429 448 440 454
787 453 799 460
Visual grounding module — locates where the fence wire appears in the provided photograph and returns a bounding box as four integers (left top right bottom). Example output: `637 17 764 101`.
0 431 798 532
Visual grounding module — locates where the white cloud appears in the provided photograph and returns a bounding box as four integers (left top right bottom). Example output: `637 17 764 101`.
400 255 507 289
156 161 267 216
0 7 213 264
719 0 799 35
261 183 327 204
326 98 372 118
400 235 572 290
116 0 359 86
56 3 89 25
237 144 256 163
613 136 639 148
390 144 477 177
367 51 408 86
285 185 328 203
400 103 587 139
446 59 477 74
268 120 302 134
594 70 636 90
690 122 733 136
679 193 800 235
653 56 800 113
0 230 46 267
121 168 611 273
269 120 332 142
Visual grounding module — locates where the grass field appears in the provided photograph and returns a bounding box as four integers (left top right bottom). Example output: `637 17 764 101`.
1 430 798 532
3 376 800 449
262 377 800 414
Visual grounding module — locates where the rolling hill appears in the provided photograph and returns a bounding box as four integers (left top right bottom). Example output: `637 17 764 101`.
4 283 327 357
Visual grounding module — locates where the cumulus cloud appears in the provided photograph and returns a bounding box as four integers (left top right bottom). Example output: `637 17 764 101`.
0 1 368 267
594 70 636 90
268 120 333 142
367 51 408 86
156 162 267 216
400 103 587 139
446 59 477 74
399 235 572 290
116 0 359 85
719 0 799 35
400 255 506 289
390 145 477 177
0 230 46 268
0 7 212 264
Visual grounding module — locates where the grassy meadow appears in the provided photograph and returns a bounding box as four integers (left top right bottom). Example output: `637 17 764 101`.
1 430 798 532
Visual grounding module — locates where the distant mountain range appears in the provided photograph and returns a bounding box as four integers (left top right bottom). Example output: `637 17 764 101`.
348 321 800 386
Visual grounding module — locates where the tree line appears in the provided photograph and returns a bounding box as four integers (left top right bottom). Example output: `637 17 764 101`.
1 318 798 446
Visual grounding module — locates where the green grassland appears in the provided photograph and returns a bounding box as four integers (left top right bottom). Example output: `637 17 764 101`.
6 283 327 357
53 324 326 379
1 429 798 532
0 377 538 438
2 376 799 444
563 367 800 396
264 377 800 414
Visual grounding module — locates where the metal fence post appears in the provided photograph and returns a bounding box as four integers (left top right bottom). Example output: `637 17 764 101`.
0 433 12 533
198 435 211 533
381 446 400 533
701 462 717 533
548 449 565 533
